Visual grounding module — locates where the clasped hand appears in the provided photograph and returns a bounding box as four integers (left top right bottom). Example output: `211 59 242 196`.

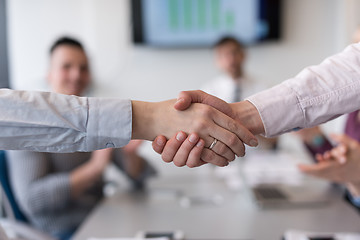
134 90 262 168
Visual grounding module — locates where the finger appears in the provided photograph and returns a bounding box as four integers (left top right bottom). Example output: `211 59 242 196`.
185 139 208 168
175 90 234 118
206 124 245 157
315 153 324 162
298 161 337 173
298 162 341 182
161 132 187 163
330 134 359 149
210 140 236 161
200 148 229 167
152 135 167 154
323 151 332 161
330 144 348 164
173 133 200 167
212 108 258 148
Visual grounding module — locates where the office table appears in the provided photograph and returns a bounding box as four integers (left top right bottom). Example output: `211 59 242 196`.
73 166 360 240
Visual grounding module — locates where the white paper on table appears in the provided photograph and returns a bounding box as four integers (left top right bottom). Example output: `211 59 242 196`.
242 151 307 186
88 238 169 240
284 229 360 240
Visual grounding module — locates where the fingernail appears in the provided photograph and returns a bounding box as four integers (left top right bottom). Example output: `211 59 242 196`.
175 98 184 105
196 140 204 147
249 139 258 147
189 134 198 143
339 157 346 164
176 132 185 141
156 137 165 145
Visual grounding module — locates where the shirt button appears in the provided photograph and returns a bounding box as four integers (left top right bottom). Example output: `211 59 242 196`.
106 142 115 148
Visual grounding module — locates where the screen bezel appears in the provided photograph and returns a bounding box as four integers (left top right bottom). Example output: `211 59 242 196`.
131 0 282 47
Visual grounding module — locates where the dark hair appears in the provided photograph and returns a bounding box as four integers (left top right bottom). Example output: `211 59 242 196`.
213 36 245 50
50 36 84 55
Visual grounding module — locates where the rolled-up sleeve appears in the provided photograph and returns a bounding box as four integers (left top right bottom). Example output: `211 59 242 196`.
86 97 132 152
247 43 360 137
0 89 132 152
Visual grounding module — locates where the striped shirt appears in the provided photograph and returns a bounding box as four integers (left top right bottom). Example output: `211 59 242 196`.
6 150 153 238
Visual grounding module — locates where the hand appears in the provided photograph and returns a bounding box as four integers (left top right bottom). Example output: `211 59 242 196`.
174 90 265 135
70 148 113 198
298 134 360 196
313 134 349 164
122 140 145 178
152 132 208 167
122 140 143 154
132 99 258 167
90 148 114 172
151 91 264 167
293 126 323 145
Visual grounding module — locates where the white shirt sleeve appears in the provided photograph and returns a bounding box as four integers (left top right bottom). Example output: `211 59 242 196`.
246 43 360 137
0 89 132 152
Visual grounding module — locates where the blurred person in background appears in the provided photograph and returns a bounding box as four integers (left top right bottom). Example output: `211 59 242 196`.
290 26 360 210
6 37 156 240
202 36 277 150
294 26 360 159
298 134 360 212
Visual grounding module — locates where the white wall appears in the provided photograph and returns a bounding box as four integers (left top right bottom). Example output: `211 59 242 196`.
7 0 360 102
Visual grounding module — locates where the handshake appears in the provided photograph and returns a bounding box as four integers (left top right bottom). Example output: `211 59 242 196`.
131 90 265 168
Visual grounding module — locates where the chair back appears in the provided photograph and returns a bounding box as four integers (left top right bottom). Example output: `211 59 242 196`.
0 151 28 222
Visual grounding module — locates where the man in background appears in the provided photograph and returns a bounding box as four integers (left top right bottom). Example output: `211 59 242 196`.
7 37 155 240
202 36 277 150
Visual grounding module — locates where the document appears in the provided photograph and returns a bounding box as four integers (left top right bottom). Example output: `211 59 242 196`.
88 238 168 240
284 229 360 240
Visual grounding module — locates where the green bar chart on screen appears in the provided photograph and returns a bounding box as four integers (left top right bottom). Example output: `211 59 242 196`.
167 0 237 32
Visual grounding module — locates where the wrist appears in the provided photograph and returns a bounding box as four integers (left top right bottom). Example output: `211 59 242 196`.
131 100 157 141
230 100 265 135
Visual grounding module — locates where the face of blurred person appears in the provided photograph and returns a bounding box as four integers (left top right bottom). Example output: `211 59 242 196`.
215 41 245 80
47 45 90 96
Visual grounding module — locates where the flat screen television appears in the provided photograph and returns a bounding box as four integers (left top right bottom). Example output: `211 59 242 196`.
131 0 282 47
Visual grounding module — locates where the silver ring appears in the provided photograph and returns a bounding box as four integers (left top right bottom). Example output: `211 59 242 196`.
209 138 218 150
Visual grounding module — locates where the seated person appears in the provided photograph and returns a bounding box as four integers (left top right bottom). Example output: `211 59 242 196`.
7 37 155 240
298 134 360 211
294 27 360 210
203 36 277 150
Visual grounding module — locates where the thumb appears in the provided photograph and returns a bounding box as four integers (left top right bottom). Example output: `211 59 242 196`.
174 90 234 118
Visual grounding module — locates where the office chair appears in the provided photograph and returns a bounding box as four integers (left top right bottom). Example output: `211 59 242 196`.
0 151 27 222
0 150 56 240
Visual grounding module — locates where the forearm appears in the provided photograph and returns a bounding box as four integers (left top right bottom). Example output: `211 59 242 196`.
122 152 145 179
70 161 104 198
0 89 131 152
230 100 265 135
131 100 157 140
131 99 193 141
246 43 360 137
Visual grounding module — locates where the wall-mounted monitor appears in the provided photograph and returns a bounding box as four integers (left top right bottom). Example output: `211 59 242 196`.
132 0 282 47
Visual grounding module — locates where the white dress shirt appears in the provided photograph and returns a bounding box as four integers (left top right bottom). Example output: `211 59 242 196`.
247 42 360 137
0 89 132 152
202 75 263 103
